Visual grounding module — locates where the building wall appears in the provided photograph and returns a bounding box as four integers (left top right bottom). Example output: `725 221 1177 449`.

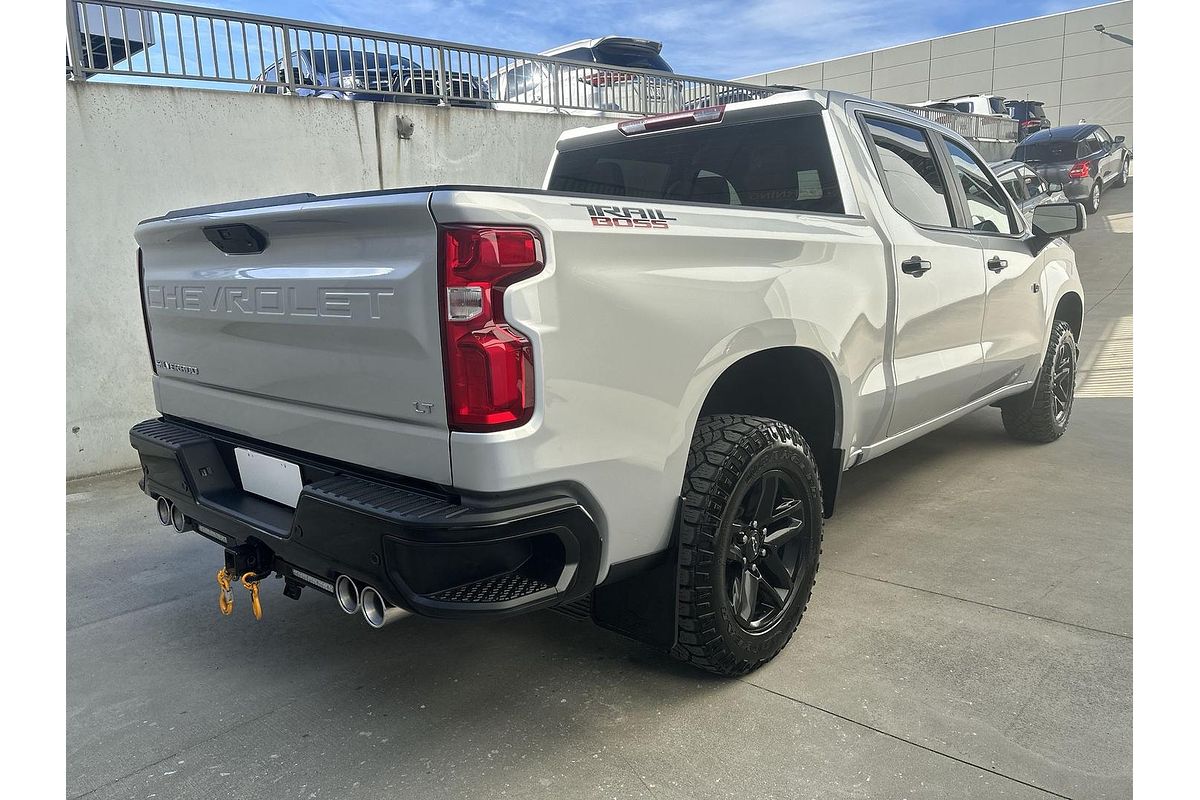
66 81 601 478
739 0 1133 144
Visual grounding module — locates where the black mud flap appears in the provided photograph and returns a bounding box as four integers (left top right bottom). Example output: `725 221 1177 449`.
589 497 683 651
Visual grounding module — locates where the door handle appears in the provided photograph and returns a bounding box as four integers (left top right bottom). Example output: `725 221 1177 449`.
901 256 931 277
987 256 1009 273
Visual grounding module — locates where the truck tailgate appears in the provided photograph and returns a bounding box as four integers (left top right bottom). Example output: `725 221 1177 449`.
134 191 452 484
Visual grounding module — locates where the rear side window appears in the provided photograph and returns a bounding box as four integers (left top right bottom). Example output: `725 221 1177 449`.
862 117 952 227
943 139 1019 234
548 115 844 214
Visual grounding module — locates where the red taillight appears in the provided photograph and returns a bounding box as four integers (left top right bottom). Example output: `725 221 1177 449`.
440 226 544 431
137 248 157 374
1068 160 1091 179
1020 119 1040 128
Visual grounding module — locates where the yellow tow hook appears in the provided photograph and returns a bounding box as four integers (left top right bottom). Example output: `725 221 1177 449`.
241 571 265 621
216 567 236 616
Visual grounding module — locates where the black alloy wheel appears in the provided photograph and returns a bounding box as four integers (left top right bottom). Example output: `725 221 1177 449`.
725 470 811 632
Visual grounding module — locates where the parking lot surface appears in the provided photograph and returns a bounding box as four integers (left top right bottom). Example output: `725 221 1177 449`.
67 186 1132 800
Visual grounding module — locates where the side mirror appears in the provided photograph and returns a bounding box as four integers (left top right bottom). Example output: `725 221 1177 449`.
1032 202 1086 239
1114 135 1126 144
1047 181 1064 193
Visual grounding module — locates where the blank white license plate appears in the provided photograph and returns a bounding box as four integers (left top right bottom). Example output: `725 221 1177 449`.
234 448 303 508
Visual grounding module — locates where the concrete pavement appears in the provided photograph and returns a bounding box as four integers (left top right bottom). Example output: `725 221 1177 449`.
66 185 1132 800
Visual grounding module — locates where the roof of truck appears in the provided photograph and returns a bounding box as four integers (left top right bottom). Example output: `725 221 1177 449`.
557 89 962 148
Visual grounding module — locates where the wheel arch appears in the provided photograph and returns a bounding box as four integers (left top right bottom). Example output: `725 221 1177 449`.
696 346 845 517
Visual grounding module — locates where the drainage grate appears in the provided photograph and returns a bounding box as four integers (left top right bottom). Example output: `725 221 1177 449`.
429 572 552 604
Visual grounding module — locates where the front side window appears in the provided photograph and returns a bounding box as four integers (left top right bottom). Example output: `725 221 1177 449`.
549 114 844 214
943 139 1019 234
1020 167 1046 198
504 62 542 97
862 117 952 227
1002 175 1027 203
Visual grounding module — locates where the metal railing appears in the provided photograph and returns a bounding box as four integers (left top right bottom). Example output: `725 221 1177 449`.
64 0 1018 141
897 103 1019 143
64 0 780 115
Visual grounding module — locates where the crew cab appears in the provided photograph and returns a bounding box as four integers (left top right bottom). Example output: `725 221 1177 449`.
130 91 1086 676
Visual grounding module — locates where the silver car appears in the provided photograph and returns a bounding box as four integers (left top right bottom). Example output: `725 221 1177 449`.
487 36 682 114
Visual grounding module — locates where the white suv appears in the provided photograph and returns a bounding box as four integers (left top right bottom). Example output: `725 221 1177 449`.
487 36 682 114
916 94 1008 116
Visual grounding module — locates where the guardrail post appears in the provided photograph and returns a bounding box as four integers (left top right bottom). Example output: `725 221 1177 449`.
65 0 86 80
549 62 561 111
278 24 293 93
437 47 449 106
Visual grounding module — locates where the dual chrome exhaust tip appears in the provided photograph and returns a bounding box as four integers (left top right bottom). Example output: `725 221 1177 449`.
155 496 193 533
334 575 404 628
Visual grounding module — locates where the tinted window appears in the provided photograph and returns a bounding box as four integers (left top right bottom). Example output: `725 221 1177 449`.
862 117 952 227
591 45 672 72
989 97 1006 114
943 139 1018 234
549 115 843 214
555 48 595 63
309 49 405 75
1014 140 1081 163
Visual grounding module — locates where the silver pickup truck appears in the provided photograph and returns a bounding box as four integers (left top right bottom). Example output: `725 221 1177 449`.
130 90 1085 675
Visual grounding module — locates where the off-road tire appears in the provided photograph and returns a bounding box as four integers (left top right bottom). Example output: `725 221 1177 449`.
1001 320 1078 443
1085 179 1102 214
671 415 823 676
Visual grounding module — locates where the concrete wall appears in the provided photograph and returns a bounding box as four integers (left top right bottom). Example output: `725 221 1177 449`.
740 0 1133 145
66 81 601 478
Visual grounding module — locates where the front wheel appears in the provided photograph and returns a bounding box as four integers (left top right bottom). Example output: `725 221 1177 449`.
1114 158 1129 188
672 415 823 676
1000 320 1078 443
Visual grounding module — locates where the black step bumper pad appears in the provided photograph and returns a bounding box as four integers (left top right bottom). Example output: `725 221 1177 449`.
129 418 601 618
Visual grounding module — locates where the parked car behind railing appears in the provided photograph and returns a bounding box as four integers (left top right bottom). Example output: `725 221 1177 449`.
252 48 489 107
1006 99 1051 141
488 36 681 113
915 93 1008 116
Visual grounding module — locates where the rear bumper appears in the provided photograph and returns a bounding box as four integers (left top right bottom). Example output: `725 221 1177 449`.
1062 180 1091 201
129 417 601 619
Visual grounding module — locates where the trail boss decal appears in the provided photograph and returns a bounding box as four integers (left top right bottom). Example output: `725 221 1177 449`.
572 204 676 229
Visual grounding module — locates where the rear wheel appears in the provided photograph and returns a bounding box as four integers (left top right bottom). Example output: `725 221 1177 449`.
1085 180 1102 214
672 415 823 676
1001 320 1078 443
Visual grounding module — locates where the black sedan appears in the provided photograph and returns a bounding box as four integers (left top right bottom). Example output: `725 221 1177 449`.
1012 124 1131 214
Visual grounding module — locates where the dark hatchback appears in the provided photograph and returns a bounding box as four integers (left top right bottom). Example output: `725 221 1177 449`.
1006 99 1051 141
1013 124 1131 214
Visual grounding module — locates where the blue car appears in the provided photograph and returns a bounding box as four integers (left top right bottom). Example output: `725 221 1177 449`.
252 48 489 107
